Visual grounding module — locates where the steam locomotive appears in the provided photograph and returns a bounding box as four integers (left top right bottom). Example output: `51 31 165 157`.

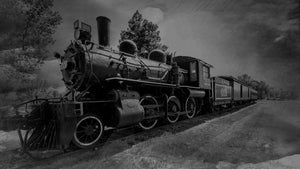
0 16 257 151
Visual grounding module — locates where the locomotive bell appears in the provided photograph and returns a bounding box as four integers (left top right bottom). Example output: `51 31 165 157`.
96 16 111 47
119 40 137 55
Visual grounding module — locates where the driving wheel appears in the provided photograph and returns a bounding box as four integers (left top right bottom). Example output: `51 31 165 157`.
138 96 159 130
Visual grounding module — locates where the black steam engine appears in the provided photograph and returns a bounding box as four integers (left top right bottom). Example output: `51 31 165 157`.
0 16 257 151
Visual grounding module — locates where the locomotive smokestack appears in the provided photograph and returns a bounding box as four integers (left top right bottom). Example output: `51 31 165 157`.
96 16 111 47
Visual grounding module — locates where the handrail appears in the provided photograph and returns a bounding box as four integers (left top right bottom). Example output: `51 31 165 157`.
87 50 170 72
14 97 65 115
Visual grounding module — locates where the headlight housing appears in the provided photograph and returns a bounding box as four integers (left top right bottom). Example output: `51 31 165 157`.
73 20 91 43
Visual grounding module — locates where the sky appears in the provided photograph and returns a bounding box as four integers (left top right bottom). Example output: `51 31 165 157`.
48 0 299 92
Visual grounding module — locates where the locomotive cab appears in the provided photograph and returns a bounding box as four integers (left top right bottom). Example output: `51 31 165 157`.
174 56 212 89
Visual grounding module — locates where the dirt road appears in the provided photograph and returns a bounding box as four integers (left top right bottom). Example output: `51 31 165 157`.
0 100 300 169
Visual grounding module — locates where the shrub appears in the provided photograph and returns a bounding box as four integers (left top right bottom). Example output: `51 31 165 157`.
0 48 43 74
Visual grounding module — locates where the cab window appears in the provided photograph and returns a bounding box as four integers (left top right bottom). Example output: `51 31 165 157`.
203 66 209 79
190 61 197 82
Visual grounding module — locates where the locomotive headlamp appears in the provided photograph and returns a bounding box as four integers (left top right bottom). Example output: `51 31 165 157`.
81 22 91 32
73 20 91 43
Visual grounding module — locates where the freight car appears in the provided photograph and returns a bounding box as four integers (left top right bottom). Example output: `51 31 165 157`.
211 76 232 109
0 16 257 153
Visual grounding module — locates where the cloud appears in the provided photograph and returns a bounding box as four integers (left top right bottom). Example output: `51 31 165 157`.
156 0 299 92
142 7 164 23
158 11 246 76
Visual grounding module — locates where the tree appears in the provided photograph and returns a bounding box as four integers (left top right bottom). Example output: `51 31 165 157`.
0 0 62 73
257 81 270 99
0 0 62 52
0 0 26 50
237 74 253 86
237 74 271 99
0 0 62 74
20 0 62 50
120 10 167 53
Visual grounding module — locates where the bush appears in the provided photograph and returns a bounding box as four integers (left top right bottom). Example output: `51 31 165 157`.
0 48 60 106
13 55 40 73
0 65 21 94
0 81 14 94
0 49 18 65
0 48 43 74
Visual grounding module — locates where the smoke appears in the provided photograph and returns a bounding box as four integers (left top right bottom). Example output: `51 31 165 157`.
38 60 64 89
142 7 164 24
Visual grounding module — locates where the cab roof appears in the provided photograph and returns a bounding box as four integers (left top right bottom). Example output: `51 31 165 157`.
174 56 213 68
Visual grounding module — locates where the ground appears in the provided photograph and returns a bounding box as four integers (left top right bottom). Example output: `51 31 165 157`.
0 100 300 169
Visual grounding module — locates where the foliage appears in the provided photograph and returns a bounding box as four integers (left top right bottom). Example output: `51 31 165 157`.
0 63 36 92
237 74 270 99
0 0 62 106
237 74 253 86
0 0 62 51
120 10 168 53
0 0 61 75
0 63 60 106
0 80 14 94
0 0 25 50
0 0 61 97
20 0 62 50
0 48 44 73
0 79 59 107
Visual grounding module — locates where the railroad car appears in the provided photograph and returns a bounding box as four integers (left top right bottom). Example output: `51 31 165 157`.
211 76 257 108
0 16 257 153
211 77 232 109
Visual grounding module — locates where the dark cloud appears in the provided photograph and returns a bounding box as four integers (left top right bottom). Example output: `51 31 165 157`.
186 0 299 92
